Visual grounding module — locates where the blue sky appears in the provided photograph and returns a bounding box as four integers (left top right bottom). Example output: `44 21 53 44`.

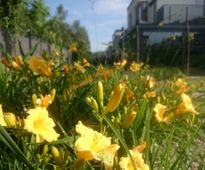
44 0 131 52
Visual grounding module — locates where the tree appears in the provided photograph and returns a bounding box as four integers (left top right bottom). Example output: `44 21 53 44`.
28 0 49 40
0 0 28 54
45 5 72 48
71 20 90 52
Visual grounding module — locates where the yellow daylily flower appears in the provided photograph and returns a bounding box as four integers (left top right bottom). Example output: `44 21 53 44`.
176 93 198 116
74 62 86 74
119 146 149 170
95 64 112 81
11 56 24 70
27 56 52 77
154 103 174 124
68 42 78 53
74 121 120 167
24 107 59 143
83 58 91 67
175 78 187 95
143 91 156 98
36 95 52 108
147 76 156 89
33 89 56 108
130 62 143 72
104 82 125 114
154 103 167 122
114 59 127 69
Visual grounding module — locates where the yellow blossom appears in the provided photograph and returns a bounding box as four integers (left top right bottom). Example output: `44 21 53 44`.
33 90 56 108
27 56 52 77
154 103 167 122
24 107 59 143
147 76 156 89
74 62 86 73
95 65 112 81
114 59 127 69
154 104 174 123
83 58 91 67
36 95 52 108
175 78 187 95
176 93 198 116
104 82 125 114
130 62 143 72
11 56 23 70
144 91 156 98
68 42 78 53
119 146 149 170
135 142 146 153
0 105 7 126
74 121 120 167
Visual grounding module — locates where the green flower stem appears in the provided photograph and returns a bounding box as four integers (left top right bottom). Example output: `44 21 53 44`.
103 116 137 170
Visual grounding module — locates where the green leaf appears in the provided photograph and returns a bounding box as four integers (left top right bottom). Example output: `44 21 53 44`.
0 125 34 169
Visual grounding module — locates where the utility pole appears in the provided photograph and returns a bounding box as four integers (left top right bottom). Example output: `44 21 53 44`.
204 0 205 16
186 7 190 76
136 24 140 62
187 21 190 76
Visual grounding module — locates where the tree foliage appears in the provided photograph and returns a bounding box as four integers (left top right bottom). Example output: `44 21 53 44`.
0 0 91 54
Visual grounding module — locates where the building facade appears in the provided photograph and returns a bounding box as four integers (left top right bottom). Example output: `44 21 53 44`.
127 0 205 31
112 28 125 51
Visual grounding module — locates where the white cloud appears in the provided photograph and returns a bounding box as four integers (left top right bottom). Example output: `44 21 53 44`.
94 0 130 15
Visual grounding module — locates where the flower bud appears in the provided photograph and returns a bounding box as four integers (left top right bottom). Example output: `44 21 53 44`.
11 61 21 70
97 81 104 108
32 94 37 107
42 144 49 155
51 146 62 164
50 89 56 102
85 97 99 113
122 110 137 128
104 83 125 114
4 112 17 127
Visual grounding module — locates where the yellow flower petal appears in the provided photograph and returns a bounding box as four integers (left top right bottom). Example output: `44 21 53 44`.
28 56 52 77
74 121 119 167
176 93 198 116
24 107 59 143
154 103 167 122
130 62 143 72
119 146 149 170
